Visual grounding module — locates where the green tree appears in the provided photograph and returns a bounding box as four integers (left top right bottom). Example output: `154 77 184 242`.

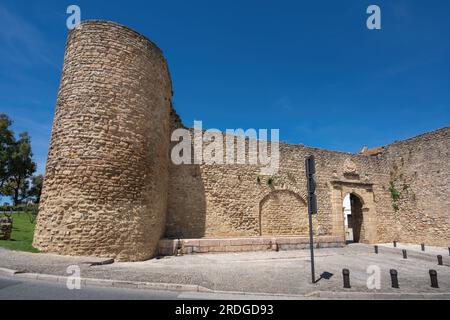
0 114 14 188
28 174 44 204
4 132 36 205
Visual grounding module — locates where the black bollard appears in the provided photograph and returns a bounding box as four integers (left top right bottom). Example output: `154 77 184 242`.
390 269 399 288
402 249 407 259
448 247 450 256
429 270 439 288
393 241 397 248
374 245 378 254
342 269 351 288
421 243 425 251
437 255 443 266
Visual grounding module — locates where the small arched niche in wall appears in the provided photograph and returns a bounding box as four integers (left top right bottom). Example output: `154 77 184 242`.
259 190 308 236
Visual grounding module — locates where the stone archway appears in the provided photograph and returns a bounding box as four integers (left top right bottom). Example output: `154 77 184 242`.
345 193 364 242
259 190 308 236
330 181 377 243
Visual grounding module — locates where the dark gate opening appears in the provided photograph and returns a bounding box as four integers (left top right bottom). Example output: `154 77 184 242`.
348 194 363 243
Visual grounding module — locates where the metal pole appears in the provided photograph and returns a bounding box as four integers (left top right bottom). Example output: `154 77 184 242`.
429 270 439 288
308 208 315 284
402 249 407 259
305 155 316 284
342 269 351 288
390 269 399 288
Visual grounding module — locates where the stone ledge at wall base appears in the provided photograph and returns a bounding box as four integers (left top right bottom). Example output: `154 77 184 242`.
158 236 345 256
0 217 12 240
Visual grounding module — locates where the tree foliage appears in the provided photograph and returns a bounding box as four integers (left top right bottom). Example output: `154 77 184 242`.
0 114 38 205
0 114 14 188
28 174 43 204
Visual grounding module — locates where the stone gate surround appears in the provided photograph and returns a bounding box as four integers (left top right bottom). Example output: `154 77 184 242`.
330 181 377 243
32 20 450 261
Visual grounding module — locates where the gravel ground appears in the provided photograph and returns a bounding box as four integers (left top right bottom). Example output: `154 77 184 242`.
0 244 449 295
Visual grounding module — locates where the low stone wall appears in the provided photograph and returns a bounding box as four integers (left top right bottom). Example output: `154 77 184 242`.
158 236 344 256
0 217 12 240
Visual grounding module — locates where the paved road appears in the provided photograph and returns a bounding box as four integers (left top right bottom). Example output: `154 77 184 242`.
0 275 181 300
0 275 301 300
1 244 449 297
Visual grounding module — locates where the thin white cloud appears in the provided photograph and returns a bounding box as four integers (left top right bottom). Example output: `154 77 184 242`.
13 115 52 132
274 96 295 112
0 4 57 68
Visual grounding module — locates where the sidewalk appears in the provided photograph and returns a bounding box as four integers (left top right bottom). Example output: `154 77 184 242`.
378 243 449 256
0 244 449 298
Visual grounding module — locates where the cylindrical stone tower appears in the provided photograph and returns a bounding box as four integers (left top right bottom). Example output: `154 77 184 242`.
33 21 173 261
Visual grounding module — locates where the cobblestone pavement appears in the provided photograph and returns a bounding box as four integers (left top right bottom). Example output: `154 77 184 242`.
0 244 449 296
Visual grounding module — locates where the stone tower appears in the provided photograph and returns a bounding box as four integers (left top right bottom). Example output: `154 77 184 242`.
33 21 173 261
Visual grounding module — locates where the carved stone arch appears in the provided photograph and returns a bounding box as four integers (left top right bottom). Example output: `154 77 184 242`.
330 181 377 243
259 189 307 208
343 192 365 243
258 189 308 236
345 191 366 207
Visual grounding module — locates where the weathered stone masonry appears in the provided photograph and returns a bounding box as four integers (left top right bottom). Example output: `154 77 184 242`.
33 21 450 261
0 217 12 240
33 21 172 261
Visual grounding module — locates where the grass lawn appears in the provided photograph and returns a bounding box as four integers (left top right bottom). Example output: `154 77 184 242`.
0 212 39 253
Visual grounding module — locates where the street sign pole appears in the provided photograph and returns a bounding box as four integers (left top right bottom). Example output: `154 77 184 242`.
308 200 315 284
308 201 315 283
305 155 317 284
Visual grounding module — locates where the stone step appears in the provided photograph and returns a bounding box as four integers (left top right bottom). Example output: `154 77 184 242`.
158 236 344 256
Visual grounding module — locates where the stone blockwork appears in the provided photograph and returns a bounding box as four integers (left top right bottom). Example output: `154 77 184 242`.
33 21 173 261
376 128 450 246
166 138 383 242
0 217 12 240
34 20 450 261
158 236 343 256
167 127 449 245
260 190 308 236
167 128 449 248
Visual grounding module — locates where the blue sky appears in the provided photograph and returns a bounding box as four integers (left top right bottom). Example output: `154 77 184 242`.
1 0 449 178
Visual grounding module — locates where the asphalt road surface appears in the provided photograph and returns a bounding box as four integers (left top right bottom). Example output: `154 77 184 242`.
0 275 298 300
2 244 449 299
0 275 183 300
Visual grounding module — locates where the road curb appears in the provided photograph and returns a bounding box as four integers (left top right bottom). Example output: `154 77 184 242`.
0 267 304 297
0 267 20 276
306 290 450 300
1 267 449 299
0 267 212 293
